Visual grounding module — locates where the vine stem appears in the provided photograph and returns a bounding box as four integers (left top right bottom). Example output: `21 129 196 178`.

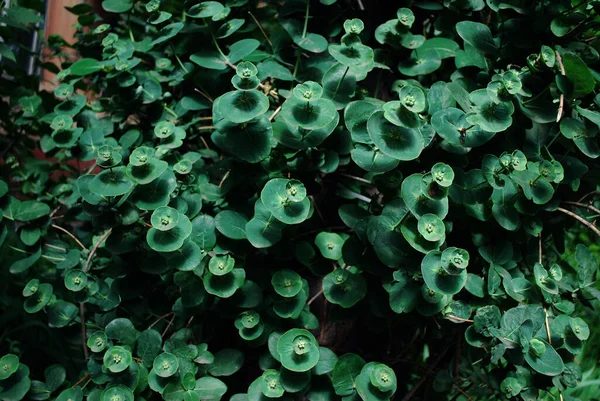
538 234 543 265
446 315 473 323
307 288 323 306
269 105 282 121
248 11 273 50
556 207 600 236
83 229 113 273
162 314 176 338
555 51 566 123
218 170 231 188
194 88 214 103
340 173 372 184
562 200 600 215
400 346 450 401
79 303 89 360
332 67 349 99
51 224 86 250
301 0 310 39
148 312 174 329
71 373 90 388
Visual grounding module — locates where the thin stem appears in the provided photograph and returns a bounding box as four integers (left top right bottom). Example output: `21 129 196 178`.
291 51 302 87
162 314 176 338
340 188 372 203
164 105 178 119
269 105 282 121
83 229 113 273
538 234 543 265
332 67 349 99
148 312 174 330
446 315 474 323
194 87 214 103
51 224 86 250
199 116 213 121
248 11 273 51
556 207 600 237
341 173 372 184
307 288 324 306
211 33 229 63
301 0 310 39
71 373 91 389
218 170 231 188
356 0 365 10
562 201 600 215
198 126 215 131
555 51 566 123
79 303 89 360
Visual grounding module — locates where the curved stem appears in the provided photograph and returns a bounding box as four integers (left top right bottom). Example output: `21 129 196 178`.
332 67 349 99
557 207 600 237
302 0 310 39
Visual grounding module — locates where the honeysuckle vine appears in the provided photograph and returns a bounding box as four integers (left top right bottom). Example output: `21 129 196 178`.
1 1 600 401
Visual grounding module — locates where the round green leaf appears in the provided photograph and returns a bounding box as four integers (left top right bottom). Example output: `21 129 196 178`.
87 331 108 353
315 232 344 260
153 352 179 378
421 251 467 295
100 385 133 401
272 270 303 298
276 329 320 372
0 354 19 380
322 269 367 308
367 111 424 161
64 270 88 292
103 346 132 373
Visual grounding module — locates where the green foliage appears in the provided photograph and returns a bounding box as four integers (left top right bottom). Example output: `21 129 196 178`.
2 1 600 401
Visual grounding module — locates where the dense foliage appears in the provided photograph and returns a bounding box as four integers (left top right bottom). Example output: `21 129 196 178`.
2 0 600 400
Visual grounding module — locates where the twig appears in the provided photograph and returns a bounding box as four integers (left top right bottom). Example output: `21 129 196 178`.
356 0 365 10
51 224 87 250
555 51 565 123
83 229 113 273
45 244 66 252
400 347 450 401
452 384 473 401
341 173 372 184
307 288 324 306
162 314 176 338
557 207 600 237
340 188 372 203
563 201 600 215
194 88 214 103
79 303 89 360
544 308 552 345
199 116 212 121
148 312 174 330
248 11 273 50
269 105 282 121
199 136 211 152
198 126 215 131
538 234 543 265
310 195 325 223
71 373 90 389
218 170 231 188
446 315 474 323
578 191 600 203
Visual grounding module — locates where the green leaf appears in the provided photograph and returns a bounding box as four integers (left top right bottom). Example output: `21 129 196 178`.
455 21 497 54
277 329 320 372
367 111 424 161
322 269 367 308
562 53 595 98
524 339 564 376
69 58 102 76
102 0 133 13
208 349 244 376
213 115 273 162
332 354 365 396
260 179 310 225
